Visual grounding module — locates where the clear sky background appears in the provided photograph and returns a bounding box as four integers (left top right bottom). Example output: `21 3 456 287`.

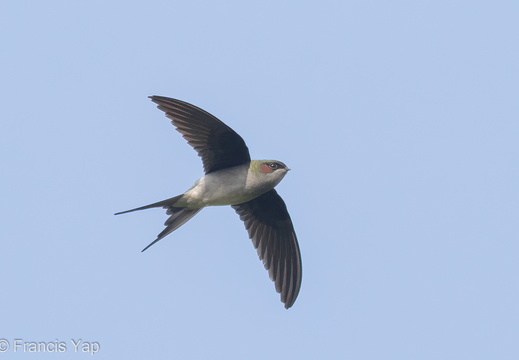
2 1 518 359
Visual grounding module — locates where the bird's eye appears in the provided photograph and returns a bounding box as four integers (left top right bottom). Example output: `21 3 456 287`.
268 162 279 169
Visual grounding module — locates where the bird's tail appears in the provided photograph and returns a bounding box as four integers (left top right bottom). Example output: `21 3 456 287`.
114 194 184 215
141 207 202 252
115 195 202 252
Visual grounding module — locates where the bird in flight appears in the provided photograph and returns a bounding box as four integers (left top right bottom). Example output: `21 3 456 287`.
116 96 302 309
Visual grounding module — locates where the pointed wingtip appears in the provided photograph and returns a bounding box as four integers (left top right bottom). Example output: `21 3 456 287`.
114 209 135 215
141 238 160 252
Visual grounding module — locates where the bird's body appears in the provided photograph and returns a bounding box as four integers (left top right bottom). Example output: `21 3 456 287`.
178 161 288 208
116 96 302 308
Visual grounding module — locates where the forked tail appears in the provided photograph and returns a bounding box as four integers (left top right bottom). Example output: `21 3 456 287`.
114 194 184 215
141 207 202 252
115 195 202 251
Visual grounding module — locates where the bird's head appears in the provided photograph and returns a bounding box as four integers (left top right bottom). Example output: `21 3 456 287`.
250 160 291 189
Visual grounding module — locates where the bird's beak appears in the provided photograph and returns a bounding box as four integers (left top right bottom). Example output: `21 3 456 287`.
286 168 291 171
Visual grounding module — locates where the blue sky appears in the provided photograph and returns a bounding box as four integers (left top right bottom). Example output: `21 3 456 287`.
2 1 518 359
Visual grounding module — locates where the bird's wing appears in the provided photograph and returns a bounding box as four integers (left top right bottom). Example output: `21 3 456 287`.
232 189 302 309
149 96 251 174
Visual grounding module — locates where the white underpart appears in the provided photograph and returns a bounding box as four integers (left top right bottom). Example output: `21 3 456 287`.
178 164 287 208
